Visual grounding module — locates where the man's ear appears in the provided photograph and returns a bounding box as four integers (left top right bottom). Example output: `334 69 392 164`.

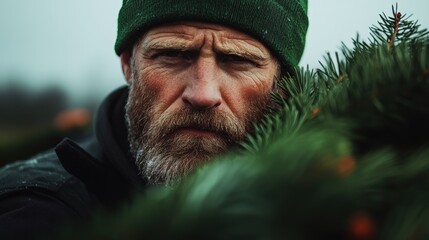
120 50 132 83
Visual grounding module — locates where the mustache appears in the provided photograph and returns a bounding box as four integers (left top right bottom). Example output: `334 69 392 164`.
151 108 245 141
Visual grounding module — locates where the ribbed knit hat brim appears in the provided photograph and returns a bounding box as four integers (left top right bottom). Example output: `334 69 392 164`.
115 0 308 70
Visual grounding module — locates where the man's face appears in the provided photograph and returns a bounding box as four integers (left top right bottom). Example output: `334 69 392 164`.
122 22 279 185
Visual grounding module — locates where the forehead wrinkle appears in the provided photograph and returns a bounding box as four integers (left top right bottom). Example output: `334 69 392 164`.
137 24 273 62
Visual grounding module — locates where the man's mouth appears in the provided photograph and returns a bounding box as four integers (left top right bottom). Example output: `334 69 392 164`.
175 127 220 138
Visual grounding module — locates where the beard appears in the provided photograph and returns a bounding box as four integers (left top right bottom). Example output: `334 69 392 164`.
125 69 273 186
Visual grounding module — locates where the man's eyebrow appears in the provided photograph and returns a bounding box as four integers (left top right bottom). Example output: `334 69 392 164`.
141 39 194 52
216 48 267 62
215 39 270 62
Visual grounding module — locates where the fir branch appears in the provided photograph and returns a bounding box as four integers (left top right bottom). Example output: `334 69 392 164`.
370 4 429 46
388 11 401 49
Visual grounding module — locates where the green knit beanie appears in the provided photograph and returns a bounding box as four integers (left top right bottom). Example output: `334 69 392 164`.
115 0 308 70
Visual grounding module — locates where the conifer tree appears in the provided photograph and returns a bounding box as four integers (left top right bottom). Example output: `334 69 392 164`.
58 5 429 240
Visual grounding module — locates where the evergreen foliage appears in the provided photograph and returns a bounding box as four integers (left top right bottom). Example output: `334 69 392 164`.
58 5 429 240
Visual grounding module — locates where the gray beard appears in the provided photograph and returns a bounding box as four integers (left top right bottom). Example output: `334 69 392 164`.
125 109 241 186
128 132 229 186
125 100 249 186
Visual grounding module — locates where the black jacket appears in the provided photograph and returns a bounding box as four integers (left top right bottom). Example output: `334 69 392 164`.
0 86 146 239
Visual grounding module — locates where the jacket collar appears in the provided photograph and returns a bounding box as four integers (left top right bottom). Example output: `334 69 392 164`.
94 85 147 189
56 86 147 206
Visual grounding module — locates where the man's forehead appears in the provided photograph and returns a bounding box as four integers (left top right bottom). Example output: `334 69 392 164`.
137 21 272 58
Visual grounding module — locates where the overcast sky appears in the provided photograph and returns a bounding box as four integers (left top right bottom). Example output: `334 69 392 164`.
1 1 428 104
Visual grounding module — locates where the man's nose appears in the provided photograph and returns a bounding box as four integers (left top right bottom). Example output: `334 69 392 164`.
182 57 222 110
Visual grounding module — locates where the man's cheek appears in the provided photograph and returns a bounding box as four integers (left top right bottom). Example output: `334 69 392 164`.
138 74 179 103
233 88 268 117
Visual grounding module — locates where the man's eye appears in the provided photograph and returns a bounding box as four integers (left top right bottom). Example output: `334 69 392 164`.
156 50 195 60
160 51 183 58
218 54 254 65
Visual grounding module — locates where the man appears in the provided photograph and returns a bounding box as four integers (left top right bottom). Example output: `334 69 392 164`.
0 0 308 238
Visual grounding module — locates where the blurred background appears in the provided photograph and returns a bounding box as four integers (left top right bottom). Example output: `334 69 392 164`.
1 0 429 165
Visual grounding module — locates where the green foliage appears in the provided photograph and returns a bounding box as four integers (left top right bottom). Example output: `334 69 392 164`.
58 6 429 240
